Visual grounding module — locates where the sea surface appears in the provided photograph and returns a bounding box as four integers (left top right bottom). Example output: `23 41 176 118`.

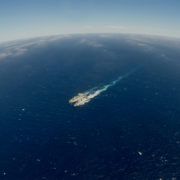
0 34 180 179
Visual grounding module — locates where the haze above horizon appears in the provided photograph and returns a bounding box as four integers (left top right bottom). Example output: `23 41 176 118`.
1 0 180 42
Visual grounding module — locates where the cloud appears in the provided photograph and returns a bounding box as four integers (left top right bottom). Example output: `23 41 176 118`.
0 35 69 60
0 45 27 59
80 38 103 48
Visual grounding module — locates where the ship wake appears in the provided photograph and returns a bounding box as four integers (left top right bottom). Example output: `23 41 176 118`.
69 68 139 107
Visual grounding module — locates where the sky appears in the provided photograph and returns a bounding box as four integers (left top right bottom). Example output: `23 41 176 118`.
0 0 180 42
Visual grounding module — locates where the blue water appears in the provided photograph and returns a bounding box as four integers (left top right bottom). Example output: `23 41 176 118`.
0 34 180 179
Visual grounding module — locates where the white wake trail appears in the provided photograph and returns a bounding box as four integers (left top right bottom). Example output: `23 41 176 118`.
69 67 139 107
